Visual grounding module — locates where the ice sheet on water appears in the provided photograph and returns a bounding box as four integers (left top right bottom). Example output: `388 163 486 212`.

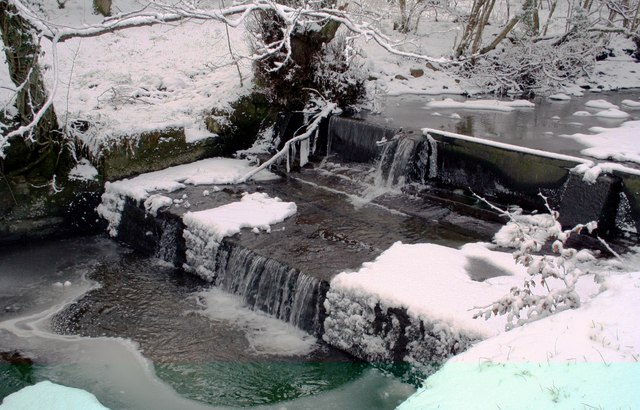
0 381 109 410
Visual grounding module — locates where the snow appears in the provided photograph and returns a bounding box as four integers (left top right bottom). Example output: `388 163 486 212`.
183 192 296 244
38 1 252 157
0 380 109 410
548 93 571 101
585 99 619 110
328 242 530 337
594 108 630 119
67 158 99 181
182 192 296 281
96 157 278 236
424 98 535 112
621 99 640 108
398 270 640 410
563 121 640 165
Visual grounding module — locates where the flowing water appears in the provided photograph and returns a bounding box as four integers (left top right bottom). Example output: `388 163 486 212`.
0 237 415 409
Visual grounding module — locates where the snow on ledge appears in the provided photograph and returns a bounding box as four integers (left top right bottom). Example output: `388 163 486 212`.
96 158 278 237
326 242 527 339
423 128 593 165
182 192 297 281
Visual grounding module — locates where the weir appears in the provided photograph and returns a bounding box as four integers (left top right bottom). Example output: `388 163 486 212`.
94 112 639 387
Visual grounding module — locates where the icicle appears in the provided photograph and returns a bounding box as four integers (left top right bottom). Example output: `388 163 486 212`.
300 138 309 167
426 134 438 179
311 128 318 154
286 147 291 173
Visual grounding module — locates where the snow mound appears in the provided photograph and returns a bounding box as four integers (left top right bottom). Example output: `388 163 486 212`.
548 93 571 101
1 381 109 410
585 99 619 110
621 99 640 108
183 192 296 244
425 98 535 112
563 120 640 164
182 192 296 281
594 108 630 119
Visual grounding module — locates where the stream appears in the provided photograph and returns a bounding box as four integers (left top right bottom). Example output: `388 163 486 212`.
0 236 415 409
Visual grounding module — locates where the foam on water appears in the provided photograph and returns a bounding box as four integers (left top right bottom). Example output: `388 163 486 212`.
195 288 317 356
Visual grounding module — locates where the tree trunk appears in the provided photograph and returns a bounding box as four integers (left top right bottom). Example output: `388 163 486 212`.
93 0 112 17
0 1 61 175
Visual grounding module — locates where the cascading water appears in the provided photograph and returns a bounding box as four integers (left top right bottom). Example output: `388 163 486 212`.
184 234 325 336
373 135 421 188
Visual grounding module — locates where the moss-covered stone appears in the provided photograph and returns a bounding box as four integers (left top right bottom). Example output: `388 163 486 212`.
99 128 217 182
0 172 104 245
615 171 640 233
205 92 277 156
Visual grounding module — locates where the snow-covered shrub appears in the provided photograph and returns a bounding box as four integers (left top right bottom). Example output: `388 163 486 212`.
474 194 599 330
249 0 366 109
312 34 367 109
459 30 604 97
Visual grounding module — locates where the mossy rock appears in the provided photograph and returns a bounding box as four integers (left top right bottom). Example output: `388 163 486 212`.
99 128 217 182
205 92 277 156
0 172 104 245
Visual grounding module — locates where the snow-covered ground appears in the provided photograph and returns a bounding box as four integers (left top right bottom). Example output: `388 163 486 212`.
3 0 640 161
0 381 109 410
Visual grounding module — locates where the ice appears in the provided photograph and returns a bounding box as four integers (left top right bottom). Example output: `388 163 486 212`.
0 381 109 410
585 99 619 110
425 98 535 112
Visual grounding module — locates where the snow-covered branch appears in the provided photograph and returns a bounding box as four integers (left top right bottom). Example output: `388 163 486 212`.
235 101 338 183
474 193 599 330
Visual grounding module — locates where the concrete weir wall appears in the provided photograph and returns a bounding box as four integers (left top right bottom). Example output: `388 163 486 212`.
325 116 638 237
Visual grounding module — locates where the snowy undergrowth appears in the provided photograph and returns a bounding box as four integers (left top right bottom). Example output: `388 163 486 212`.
182 192 297 281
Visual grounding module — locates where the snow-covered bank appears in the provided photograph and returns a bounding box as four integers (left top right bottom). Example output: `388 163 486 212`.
563 120 640 165
0 381 109 410
398 269 640 409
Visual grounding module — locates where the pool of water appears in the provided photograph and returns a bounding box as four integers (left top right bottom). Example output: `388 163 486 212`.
0 236 415 409
360 90 640 157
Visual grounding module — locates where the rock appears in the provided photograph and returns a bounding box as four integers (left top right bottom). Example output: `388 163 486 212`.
410 68 424 78
394 74 408 81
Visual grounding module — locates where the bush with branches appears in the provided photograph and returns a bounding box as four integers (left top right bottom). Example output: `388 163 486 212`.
474 194 600 330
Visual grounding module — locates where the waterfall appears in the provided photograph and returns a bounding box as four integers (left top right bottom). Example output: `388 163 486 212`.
184 237 324 335
373 135 421 188
327 117 398 163
154 219 180 265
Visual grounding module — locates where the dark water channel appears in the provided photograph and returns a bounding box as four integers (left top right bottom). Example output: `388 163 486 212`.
362 90 640 157
0 237 414 409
